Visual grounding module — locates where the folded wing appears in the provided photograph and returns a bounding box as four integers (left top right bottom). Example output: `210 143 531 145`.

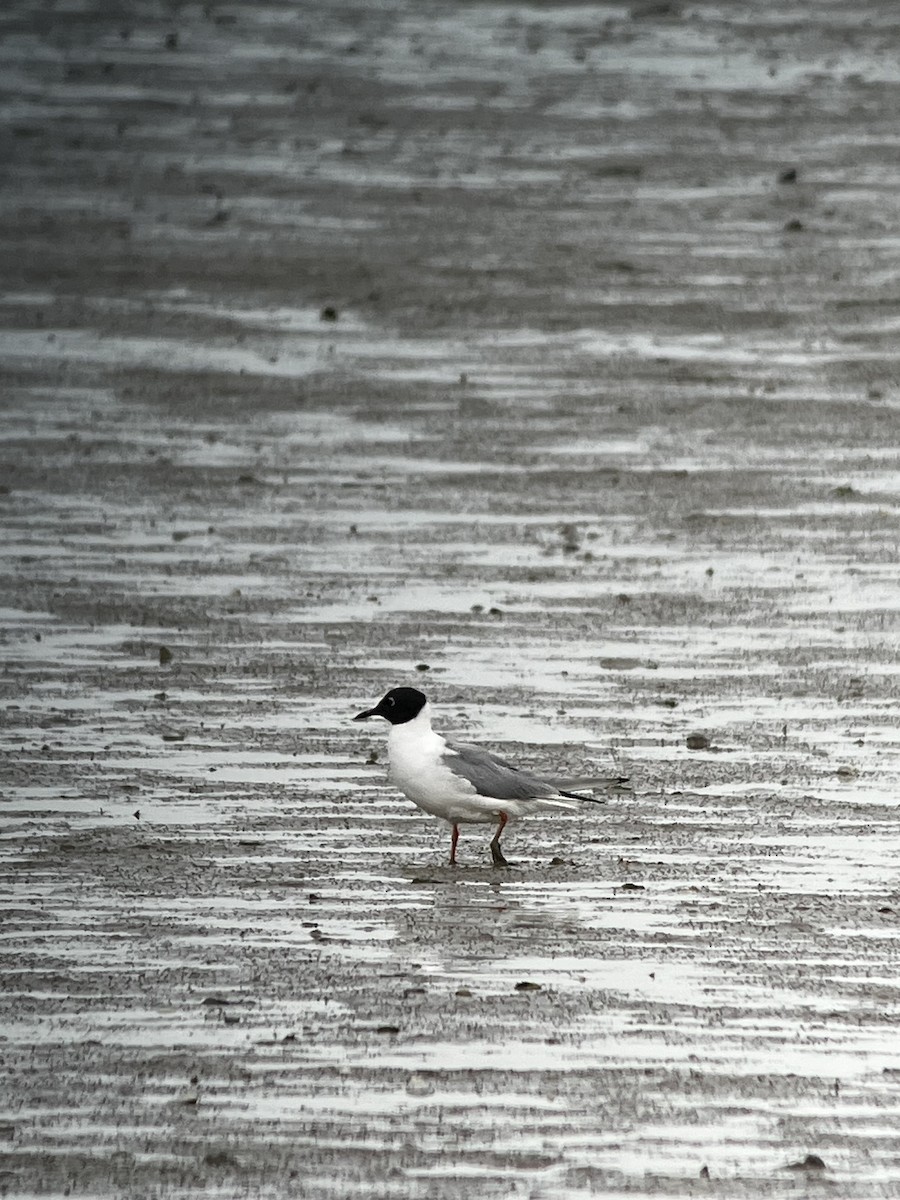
443 741 566 802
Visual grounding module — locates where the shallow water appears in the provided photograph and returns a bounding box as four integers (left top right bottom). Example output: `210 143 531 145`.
4 0 900 1196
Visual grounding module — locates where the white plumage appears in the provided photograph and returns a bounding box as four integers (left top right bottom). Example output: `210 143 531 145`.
387 702 578 826
354 687 610 868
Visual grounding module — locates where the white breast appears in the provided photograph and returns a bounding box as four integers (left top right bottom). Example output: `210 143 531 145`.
386 706 495 824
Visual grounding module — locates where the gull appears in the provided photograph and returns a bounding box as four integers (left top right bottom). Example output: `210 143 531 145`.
354 686 619 867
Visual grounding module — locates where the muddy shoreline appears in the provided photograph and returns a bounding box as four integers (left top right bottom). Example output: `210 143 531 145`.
3 2 900 1196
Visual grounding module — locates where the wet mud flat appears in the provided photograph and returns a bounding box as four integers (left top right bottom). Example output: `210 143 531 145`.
3 1 900 1196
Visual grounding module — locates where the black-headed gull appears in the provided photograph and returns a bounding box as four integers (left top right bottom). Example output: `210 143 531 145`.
354 686 618 867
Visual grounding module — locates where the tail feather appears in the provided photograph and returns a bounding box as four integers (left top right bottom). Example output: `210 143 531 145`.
556 788 607 805
534 796 581 812
554 774 631 804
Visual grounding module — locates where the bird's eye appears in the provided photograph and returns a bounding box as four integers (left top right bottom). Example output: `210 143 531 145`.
385 696 395 706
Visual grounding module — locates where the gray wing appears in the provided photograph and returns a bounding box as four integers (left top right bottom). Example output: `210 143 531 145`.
442 740 560 802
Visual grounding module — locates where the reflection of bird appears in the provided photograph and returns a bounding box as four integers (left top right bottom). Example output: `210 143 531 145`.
354 687 621 867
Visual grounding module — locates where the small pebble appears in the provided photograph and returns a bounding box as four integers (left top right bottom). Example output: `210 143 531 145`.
406 1074 435 1096
784 1154 826 1172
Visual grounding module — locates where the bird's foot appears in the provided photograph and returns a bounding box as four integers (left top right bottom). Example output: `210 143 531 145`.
490 812 510 868
490 843 510 869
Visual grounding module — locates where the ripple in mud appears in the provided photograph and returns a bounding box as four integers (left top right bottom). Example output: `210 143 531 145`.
6 0 900 1195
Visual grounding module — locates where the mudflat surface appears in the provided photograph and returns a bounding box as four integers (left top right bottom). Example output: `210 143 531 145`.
3 1 900 1196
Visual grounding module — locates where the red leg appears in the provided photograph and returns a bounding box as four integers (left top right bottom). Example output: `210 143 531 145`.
490 812 510 868
449 823 460 866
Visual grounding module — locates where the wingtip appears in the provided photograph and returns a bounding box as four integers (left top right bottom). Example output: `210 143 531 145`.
555 774 631 793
